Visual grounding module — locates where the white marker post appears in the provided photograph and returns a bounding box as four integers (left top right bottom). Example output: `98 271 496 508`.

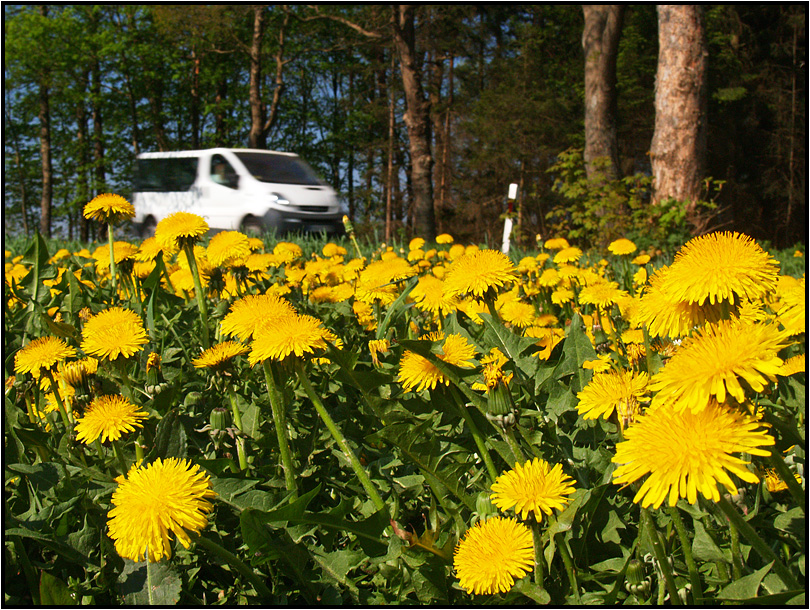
501 183 519 254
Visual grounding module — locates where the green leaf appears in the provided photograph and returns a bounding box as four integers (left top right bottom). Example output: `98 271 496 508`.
553 313 596 392
717 562 773 600
40 571 77 606
512 578 551 604
118 559 182 606
147 409 187 460
376 420 477 511
774 507 805 543
691 519 731 564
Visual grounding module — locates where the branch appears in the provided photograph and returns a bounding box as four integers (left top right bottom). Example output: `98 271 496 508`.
300 5 384 39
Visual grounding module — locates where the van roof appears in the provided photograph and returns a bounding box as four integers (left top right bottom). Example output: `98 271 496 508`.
136 148 299 159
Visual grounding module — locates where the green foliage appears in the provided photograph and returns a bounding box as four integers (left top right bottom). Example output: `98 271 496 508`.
4 227 806 605
545 148 731 251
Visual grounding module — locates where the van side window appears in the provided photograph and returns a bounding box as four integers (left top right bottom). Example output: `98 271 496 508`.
211 155 238 189
134 157 198 192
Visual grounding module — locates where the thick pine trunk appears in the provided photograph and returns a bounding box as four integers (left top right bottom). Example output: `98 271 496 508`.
38 79 52 237
650 5 708 209
582 5 624 181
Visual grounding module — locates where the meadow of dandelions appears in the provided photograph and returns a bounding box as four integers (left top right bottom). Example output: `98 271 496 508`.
3 195 806 605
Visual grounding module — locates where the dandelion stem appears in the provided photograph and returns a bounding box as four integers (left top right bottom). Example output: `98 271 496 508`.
503 427 524 465
107 222 118 301
183 242 210 350
668 504 703 605
262 361 298 500
448 387 499 484
531 518 545 587
716 494 801 590
556 533 581 604
640 507 681 605
43 369 71 430
112 440 128 476
227 386 249 472
295 359 387 515
195 535 273 600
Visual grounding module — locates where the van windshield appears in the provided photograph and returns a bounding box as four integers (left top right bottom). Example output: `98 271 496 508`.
233 152 322 186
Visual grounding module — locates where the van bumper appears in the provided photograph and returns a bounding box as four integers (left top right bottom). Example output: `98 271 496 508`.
261 209 345 235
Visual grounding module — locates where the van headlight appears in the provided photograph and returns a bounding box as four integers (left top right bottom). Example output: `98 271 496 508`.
270 192 290 206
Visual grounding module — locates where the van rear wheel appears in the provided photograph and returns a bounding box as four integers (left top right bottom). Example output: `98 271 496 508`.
141 217 157 239
240 216 264 237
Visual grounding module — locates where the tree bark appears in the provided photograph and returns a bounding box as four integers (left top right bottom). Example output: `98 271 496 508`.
248 5 266 149
391 5 435 241
38 5 52 237
582 5 624 181
650 5 708 209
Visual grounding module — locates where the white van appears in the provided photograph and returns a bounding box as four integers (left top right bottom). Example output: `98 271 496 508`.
131 148 344 237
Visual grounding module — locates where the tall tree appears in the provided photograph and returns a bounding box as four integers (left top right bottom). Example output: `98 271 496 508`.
582 5 624 180
391 5 435 240
650 5 708 209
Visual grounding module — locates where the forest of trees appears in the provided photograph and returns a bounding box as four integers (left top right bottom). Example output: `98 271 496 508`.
3 5 807 248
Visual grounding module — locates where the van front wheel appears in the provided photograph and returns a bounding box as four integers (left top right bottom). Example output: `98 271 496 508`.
240 216 264 237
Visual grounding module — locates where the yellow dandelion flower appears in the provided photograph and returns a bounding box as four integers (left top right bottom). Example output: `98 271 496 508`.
453 516 534 595
579 280 628 311
443 249 518 300
14 337 77 378
554 247 582 264
248 313 329 365
409 237 426 251
583 354 613 373
778 354 805 377
92 241 139 274
608 238 637 256
273 241 303 264
135 236 177 262
80 307 149 361
577 369 649 429
612 400 775 508
82 193 135 224
544 237 570 250
490 458 577 522
632 254 651 266
551 287 574 306
763 468 803 493
499 299 536 328
636 265 724 338
75 395 148 444
537 268 560 288
410 274 459 319
664 231 780 306
649 318 789 413
368 339 391 367
192 341 249 369
774 275 806 336
155 211 209 251
436 233 454 245
59 357 98 388
206 231 252 268
220 294 297 342
398 332 477 392
107 458 217 563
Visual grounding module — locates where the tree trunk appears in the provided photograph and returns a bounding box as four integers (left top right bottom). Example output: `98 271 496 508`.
248 5 266 149
38 6 52 237
392 5 435 241
76 69 92 241
582 5 624 180
650 5 708 209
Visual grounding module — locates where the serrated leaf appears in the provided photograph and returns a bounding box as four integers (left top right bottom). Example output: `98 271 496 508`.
691 519 731 564
553 313 596 392
718 562 773 600
376 420 477 510
147 409 187 460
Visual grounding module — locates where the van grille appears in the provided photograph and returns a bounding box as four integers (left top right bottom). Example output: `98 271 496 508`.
297 206 329 213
